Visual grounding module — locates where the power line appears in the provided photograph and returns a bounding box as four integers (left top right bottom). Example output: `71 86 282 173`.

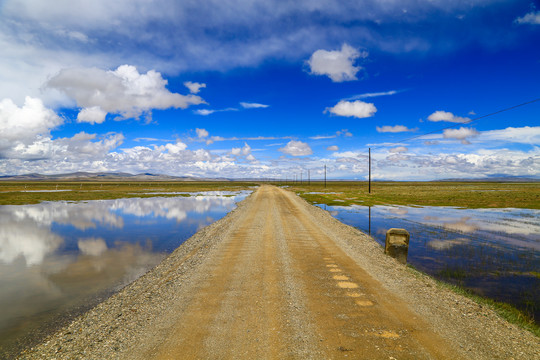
370 97 540 150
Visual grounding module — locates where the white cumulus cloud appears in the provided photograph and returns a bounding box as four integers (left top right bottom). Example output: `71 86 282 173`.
325 100 377 118
428 110 470 123
196 128 209 138
279 140 313 156
389 146 408 153
443 127 479 144
231 143 252 157
345 90 399 101
162 141 188 154
76 106 107 124
194 107 237 116
0 96 63 158
241 143 251 156
55 132 125 158
0 97 62 142
515 11 540 25
307 44 367 82
327 145 339 151
479 126 540 145
376 125 417 133
240 102 269 109
184 81 206 94
194 109 215 116
47 65 206 121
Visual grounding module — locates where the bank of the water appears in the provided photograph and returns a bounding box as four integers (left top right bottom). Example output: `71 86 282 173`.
0 191 250 360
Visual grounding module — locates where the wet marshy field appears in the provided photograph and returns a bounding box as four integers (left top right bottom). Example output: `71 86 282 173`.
0 191 250 358
317 203 540 323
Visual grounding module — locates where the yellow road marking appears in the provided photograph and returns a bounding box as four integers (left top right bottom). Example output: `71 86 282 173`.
337 281 359 289
355 300 374 307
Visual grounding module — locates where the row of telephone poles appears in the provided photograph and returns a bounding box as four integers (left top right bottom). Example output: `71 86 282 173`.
262 147 372 194
275 165 327 187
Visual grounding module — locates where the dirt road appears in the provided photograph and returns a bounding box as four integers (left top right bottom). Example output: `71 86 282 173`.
21 186 539 359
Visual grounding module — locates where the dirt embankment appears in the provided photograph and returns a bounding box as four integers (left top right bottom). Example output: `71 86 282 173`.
20 185 539 359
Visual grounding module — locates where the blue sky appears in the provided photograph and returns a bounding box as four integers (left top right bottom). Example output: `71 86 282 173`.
0 0 539 180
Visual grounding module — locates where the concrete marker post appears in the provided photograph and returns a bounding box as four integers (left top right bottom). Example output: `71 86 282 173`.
385 228 410 265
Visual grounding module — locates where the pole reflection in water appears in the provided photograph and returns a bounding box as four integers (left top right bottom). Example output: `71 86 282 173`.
368 206 371 236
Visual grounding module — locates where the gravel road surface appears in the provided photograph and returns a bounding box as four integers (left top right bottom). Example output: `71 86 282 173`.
20 185 539 359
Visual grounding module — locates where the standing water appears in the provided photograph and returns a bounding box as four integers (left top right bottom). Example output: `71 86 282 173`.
0 191 250 358
317 204 540 323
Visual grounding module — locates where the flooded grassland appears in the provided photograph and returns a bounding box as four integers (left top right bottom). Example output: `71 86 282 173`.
0 181 258 205
290 181 540 329
0 184 251 359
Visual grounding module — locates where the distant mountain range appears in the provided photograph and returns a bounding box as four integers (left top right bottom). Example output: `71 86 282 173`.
0 172 227 182
437 175 540 182
0 172 538 182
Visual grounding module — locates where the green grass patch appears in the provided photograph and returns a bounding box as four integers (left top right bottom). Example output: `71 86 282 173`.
0 181 257 205
281 181 540 209
437 267 470 281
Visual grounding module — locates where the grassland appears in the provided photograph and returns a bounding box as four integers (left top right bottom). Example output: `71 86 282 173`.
281 181 540 209
0 181 257 205
1 180 539 208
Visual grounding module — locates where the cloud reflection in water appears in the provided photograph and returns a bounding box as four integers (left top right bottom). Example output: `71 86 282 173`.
0 191 250 355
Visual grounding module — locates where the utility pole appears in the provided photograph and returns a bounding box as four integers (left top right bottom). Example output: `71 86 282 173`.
308 169 310 185
324 164 327 188
369 148 372 194
300 171 302 185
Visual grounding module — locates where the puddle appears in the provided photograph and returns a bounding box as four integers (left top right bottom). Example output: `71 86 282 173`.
318 204 540 323
18 190 73 192
0 191 250 358
131 191 250 196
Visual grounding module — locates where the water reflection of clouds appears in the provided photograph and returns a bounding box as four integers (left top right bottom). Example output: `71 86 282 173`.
11 202 124 230
388 207 409 216
0 192 250 353
47 242 163 292
0 193 248 267
110 196 239 220
0 242 163 332
442 217 478 233
331 203 540 248
321 202 539 322
0 220 63 265
428 237 470 251
383 205 540 238
78 238 108 256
